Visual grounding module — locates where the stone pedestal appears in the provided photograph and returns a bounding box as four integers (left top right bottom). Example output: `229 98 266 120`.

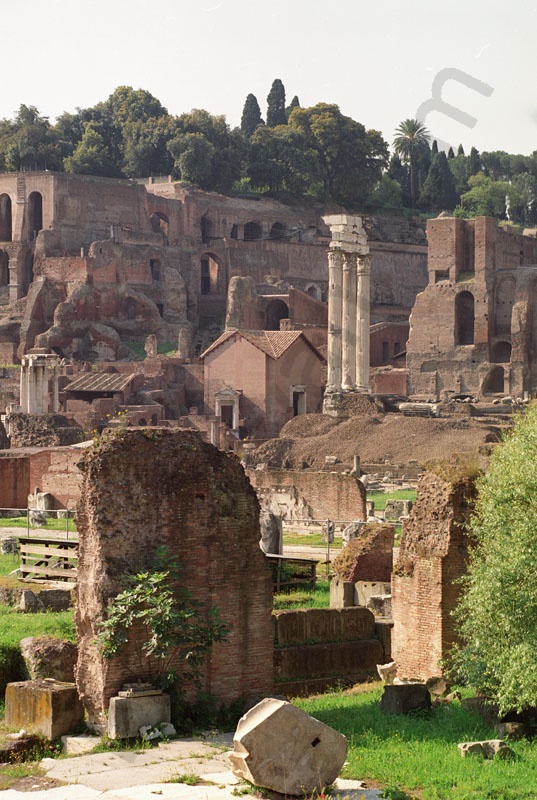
5 680 84 739
108 692 171 739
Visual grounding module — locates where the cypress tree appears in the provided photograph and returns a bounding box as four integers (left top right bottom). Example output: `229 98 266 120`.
240 94 264 139
457 143 465 156
468 146 482 176
419 151 459 211
447 146 455 159
266 79 287 127
431 140 438 155
286 95 300 119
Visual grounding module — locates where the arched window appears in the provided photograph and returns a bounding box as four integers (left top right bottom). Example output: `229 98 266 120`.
244 221 262 241
270 222 286 240
491 341 511 363
305 283 321 301
28 192 43 240
200 253 220 295
0 194 12 242
455 291 474 345
150 259 161 281
265 299 289 330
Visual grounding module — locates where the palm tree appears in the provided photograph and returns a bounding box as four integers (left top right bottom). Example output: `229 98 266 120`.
393 118 430 207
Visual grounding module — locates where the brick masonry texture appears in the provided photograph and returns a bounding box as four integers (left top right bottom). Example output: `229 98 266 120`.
332 523 395 582
391 471 477 680
74 429 274 731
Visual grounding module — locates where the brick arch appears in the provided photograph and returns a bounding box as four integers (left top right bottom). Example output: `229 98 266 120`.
493 276 515 336
28 192 43 240
482 365 505 395
265 298 289 330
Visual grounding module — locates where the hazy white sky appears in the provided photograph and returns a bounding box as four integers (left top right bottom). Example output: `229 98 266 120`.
4 0 537 155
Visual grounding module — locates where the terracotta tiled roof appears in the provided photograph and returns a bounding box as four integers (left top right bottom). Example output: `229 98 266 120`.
63 372 136 394
200 330 325 361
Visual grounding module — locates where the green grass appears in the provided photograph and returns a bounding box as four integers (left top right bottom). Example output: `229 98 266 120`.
0 516 77 532
1 606 75 646
0 553 19 577
273 580 330 610
0 763 50 790
282 532 343 549
297 684 537 799
368 489 416 513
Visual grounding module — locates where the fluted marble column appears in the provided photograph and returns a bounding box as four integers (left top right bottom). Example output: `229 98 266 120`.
326 249 343 392
341 253 357 390
355 255 371 392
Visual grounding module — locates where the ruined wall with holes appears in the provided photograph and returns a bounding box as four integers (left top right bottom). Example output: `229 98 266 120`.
391 471 477 680
407 216 537 400
248 468 366 523
74 429 274 731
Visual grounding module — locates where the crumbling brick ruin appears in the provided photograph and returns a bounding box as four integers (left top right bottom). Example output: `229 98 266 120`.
391 470 477 680
74 429 274 730
332 523 395 582
407 216 537 399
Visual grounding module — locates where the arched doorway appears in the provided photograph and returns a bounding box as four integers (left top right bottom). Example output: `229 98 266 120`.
265 299 289 330
455 291 474 345
491 341 511 363
494 277 515 336
244 221 262 241
200 253 220 295
482 366 505 394
150 259 161 281
270 222 286 240
0 194 12 242
28 192 43 240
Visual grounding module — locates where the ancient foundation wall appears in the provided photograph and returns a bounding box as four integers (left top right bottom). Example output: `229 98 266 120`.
391 471 476 680
75 430 274 730
28 448 85 509
248 469 367 523
273 607 384 696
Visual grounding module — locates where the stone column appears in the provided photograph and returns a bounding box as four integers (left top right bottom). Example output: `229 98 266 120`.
342 253 357 390
356 255 371 392
232 398 240 431
326 249 343 392
20 358 28 412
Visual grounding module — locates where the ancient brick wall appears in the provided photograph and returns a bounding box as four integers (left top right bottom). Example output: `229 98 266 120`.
0 453 30 509
248 469 366 523
28 448 85 509
391 471 477 680
370 368 408 396
74 430 274 730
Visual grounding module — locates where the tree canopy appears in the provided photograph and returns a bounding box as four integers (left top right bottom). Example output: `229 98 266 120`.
452 403 537 713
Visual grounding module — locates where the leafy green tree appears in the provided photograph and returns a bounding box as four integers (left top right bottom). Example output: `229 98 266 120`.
419 151 459 211
387 154 411 206
266 79 287 127
449 153 470 196
289 103 388 206
3 105 63 171
169 132 215 185
368 174 403 210
64 123 117 176
240 93 264 139
247 124 316 194
452 404 537 713
393 118 430 206
459 173 511 218
122 115 177 178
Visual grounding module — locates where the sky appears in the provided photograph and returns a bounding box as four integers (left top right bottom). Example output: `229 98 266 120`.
3 0 537 156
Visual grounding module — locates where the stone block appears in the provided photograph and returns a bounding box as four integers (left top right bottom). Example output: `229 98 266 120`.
230 698 347 795
339 606 376 640
329 579 355 608
107 692 171 739
20 637 77 682
355 581 392 606
5 680 84 739
61 734 101 755
458 739 514 759
380 683 431 715
366 593 392 617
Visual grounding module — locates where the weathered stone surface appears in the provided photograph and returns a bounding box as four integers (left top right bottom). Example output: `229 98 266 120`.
20 637 77 682
61 734 101 755
1 535 18 554
366 593 392 617
458 739 514 759
108 693 171 740
377 661 397 684
5 680 84 739
496 722 535 741
380 683 431 715
230 698 348 795
259 509 282 554
0 734 42 763
329 578 355 608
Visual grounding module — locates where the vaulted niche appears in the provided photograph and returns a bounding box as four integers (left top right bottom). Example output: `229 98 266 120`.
493 276 515 336
265 298 289 330
244 221 262 241
28 192 43 240
0 194 12 242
